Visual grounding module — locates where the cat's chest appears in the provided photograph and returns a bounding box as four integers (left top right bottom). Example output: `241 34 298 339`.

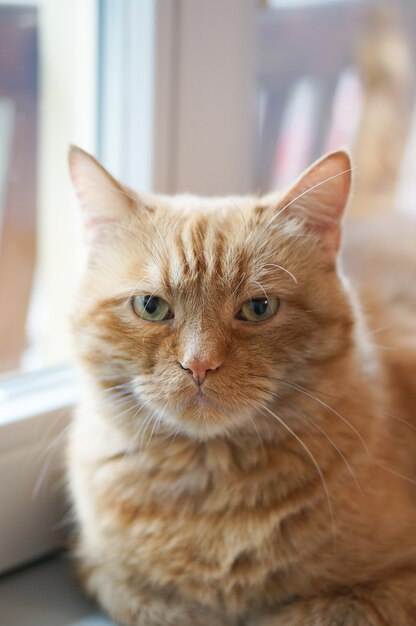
86 440 326 606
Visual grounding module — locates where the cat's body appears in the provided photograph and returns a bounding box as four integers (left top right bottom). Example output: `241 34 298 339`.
68 148 416 625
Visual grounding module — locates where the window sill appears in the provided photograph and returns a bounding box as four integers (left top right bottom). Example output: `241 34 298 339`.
0 554 114 626
0 364 78 574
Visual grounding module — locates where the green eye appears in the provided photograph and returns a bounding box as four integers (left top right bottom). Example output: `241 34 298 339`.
236 297 280 322
131 296 173 322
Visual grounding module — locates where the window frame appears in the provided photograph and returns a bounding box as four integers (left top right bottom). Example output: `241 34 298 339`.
0 0 256 576
0 365 75 574
0 0 98 575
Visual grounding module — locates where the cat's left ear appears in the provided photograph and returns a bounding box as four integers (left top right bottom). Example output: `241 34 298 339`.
271 150 352 260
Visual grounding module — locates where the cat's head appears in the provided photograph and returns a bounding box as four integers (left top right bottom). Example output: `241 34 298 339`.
70 148 354 440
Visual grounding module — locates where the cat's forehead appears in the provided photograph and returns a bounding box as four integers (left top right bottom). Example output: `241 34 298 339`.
131 193 302 300
142 192 263 216
147 206 253 293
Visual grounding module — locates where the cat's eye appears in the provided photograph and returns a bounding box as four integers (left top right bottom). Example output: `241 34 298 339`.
236 297 280 322
131 296 173 322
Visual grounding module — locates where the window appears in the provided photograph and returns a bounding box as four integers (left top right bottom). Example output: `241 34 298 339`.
0 0 97 378
1 0 415 587
0 0 97 574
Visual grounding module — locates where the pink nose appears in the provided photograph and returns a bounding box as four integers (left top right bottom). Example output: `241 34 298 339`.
179 357 222 385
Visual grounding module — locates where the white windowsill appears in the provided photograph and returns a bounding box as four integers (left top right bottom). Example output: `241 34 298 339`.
0 368 113 625
0 553 114 626
0 364 78 575
0 363 78 425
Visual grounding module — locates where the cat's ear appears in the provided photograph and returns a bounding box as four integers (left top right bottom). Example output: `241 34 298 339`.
272 150 352 259
69 145 132 236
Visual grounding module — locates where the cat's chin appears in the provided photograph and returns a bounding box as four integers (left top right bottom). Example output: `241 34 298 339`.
162 394 247 439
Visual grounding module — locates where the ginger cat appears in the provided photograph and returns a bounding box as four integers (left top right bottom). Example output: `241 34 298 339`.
68 147 416 626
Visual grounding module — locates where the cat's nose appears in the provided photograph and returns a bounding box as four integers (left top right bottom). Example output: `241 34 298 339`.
179 357 222 386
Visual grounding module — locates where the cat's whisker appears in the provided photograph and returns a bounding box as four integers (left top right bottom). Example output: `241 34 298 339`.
381 411 416 433
225 195 249 239
135 413 154 449
368 324 393 336
93 373 133 382
246 411 265 452
96 392 137 411
33 408 122 499
98 387 136 406
281 396 363 495
251 280 269 301
265 376 372 462
113 401 144 421
255 402 336 534
369 343 396 352
265 167 355 229
127 392 167 448
136 201 170 262
231 271 247 300
87 216 159 261
373 463 416 486
132 396 158 423
104 390 160 424
80 174 166 254
258 263 298 285
112 284 161 309
271 379 416 437
98 386 134 399
83 176 163 243
138 416 154 448
146 401 169 448
81 175 139 205
32 419 73 499
170 424 183 445
101 381 132 390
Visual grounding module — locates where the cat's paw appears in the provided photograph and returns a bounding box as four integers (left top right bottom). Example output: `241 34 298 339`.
100 592 234 626
81 560 236 626
248 598 375 626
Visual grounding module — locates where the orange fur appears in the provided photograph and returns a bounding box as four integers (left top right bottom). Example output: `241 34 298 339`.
68 147 416 625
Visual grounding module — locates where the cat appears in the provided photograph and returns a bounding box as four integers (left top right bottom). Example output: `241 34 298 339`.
67 146 416 626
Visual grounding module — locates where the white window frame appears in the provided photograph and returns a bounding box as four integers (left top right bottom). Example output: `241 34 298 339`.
0 365 76 573
0 0 256 576
99 0 256 196
0 0 97 575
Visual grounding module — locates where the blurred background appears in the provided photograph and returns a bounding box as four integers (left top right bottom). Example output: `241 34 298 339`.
0 0 415 377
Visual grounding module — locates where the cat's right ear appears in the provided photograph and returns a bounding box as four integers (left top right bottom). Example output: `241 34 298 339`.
69 145 132 238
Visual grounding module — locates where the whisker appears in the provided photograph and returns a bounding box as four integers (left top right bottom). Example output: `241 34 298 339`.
79 175 169 271
252 280 269 301
256 402 335 532
266 376 372 461
246 412 265 452
279 381 416 436
281 396 362 495
225 195 249 239
265 167 355 229
375 464 416 486
232 272 247 300
368 324 393 336
137 200 170 262
146 401 168 448
260 263 298 285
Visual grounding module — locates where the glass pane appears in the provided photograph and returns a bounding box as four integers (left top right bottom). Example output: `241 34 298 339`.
0 4 37 373
256 0 416 217
0 0 96 376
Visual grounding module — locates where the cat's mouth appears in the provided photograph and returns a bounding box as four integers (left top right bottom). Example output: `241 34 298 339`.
165 390 237 438
182 390 227 412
